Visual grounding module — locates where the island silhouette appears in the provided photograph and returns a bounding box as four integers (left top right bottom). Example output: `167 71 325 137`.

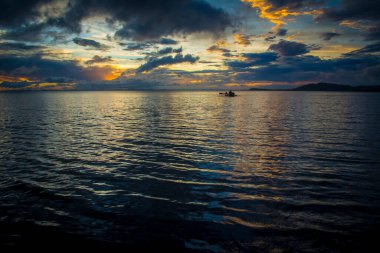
250 83 380 92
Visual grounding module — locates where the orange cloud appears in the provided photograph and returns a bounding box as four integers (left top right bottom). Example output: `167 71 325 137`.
103 72 121 81
339 20 373 30
286 32 301 40
83 65 124 81
0 63 123 84
176 79 203 85
234 34 251 46
0 75 34 83
242 0 320 29
215 40 227 47
207 40 230 54
0 80 76 91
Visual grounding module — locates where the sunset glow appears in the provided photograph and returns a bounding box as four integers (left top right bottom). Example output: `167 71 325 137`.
0 0 379 90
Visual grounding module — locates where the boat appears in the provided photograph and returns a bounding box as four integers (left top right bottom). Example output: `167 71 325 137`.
221 90 236 97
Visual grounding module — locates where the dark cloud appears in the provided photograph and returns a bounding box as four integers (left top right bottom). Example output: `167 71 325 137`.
265 36 277 42
157 47 183 55
223 52 234 57
136 54 199 73
159 38 178 45
319 0 379 22
0 81 35 89
73 38 110 50
276 29 288 36
366 26 380 41
347 42 380 55
0 42 45 51
268 40 313 56
0 55 82 81
1 0 232 41
123 39 179 51
0 55 114 82
124 43 153 51
244 52 279 63
0 80 75 90
85 55 113 65
320 32 341 41
111 0 232 40
234 53 380 85
226 52 279 69
317 0 380 41
264 0 324 11
0 0 43 26
226 61 255 69
207 45 230 53
1 23 46 41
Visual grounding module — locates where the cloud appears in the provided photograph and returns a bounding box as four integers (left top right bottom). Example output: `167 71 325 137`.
3 52 380 89
85 55 113 65
0 81 36 89
226 52 279 68
0 55 117 82
136 54 199 73
159 38 178 45
0 80 75 90
268 40 315 56
265 35 277 42
245 52 279 63
73 38 110 50
207 45 230 53
320 32 341 41
276 28 288 36
318 0 379 22
123 42 153 51
234 34 251 46
207 41 231 53
0 56 80 80
366 27 380 41
260 0 323 10
123 39 179 51
0 42 45 51
111 0 232 40
1 23 46 41
347 42 380 55
0 0 43 26
241 0 322 29
317 0 380 41
157 47 183 55
233 53 380 85
1 0 232 41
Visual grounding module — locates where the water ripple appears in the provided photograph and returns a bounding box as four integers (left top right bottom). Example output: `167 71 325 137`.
0 91 380 251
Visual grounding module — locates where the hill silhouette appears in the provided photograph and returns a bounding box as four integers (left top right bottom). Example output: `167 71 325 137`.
250 83 380 92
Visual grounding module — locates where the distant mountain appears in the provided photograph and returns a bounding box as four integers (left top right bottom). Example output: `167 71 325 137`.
292 83 352 91
250 83 380 92
248 87 273 91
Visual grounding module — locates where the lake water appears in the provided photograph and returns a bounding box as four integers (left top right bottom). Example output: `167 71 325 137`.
0 91 380 252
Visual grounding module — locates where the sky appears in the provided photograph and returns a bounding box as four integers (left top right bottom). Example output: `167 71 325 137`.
0 0 379 90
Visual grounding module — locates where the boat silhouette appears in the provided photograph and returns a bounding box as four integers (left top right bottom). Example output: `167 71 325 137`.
220 90 236 97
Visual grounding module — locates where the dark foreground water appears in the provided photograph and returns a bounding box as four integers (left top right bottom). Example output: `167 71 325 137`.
0 91 380 252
